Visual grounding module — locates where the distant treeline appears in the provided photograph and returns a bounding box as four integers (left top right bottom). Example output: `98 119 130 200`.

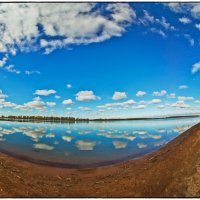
92 115 200 121
0 115 89 123
0 114 199 123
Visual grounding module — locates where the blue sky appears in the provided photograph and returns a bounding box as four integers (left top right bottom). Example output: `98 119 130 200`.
0 2 200 118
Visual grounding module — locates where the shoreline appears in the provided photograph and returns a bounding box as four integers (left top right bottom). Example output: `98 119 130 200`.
0 145 158 169
0 123 200 197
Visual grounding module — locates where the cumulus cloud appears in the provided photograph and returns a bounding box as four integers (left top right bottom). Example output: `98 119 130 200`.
195 23 200 30
153 90 167 96
62 99 74 105
178 16 191 24
167 3 200 19
149 99 162 104
0 3 135 56
168 93 176 98
15 98 46 111
46 102 56 107
178 96 194 101
192 61 200 74
112 91 127 100
157 105 165 109
34 89 56 96
97 99 135 109
0 90 8 99
66 84 72 89
0 56 8 67
55 95 60 99
0 99 16 108
76 90 99 101
171 100 190 108
136 91 146 97
133 105 146 109
78 106 91 111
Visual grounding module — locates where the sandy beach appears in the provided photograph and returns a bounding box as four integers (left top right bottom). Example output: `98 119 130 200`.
0 123 200 197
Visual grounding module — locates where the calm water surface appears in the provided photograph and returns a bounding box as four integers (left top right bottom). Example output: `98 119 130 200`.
0 117 199 168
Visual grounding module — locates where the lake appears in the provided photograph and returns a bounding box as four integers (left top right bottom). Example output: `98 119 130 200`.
0 117 199 168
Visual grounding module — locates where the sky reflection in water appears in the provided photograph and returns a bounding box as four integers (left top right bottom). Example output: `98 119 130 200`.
0 117 199 167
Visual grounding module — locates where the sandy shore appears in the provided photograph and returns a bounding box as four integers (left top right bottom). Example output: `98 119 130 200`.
0 123 200 197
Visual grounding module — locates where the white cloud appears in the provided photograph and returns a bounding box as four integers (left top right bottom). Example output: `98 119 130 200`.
178 17 191 24
0 90 8 99
16 98 46 111
4 65 21 74
192 61 200 74
97 99 135 108
0 56 8 67
78 106 91 111
34 96 42 101
178 96 194 101
112 91 127 100
66 84 72 89
149 99 162 104
150 28 167 38
0 3 135 56
167 3 200 19
168 93 176 98
25 70 40 75
62 99 74 105
0 100 16 108
157 105 165 109
179 85 188 89
183 34 194 46
76 90 99 101
55 95 60 99
136 91 146 97
167 3 187 13
34 89 56 96
140 10 175 30
153 90 167 96
46 102 56 107
171 100 190 108
133 105 146 109
195 23 200 30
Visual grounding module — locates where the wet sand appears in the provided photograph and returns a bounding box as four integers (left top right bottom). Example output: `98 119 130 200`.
0 123 200 197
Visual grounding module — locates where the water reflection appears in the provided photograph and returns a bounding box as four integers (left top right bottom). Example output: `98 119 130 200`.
0 117 199 167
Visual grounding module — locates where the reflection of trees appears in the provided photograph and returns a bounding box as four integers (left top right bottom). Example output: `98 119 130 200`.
0 115 89 123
